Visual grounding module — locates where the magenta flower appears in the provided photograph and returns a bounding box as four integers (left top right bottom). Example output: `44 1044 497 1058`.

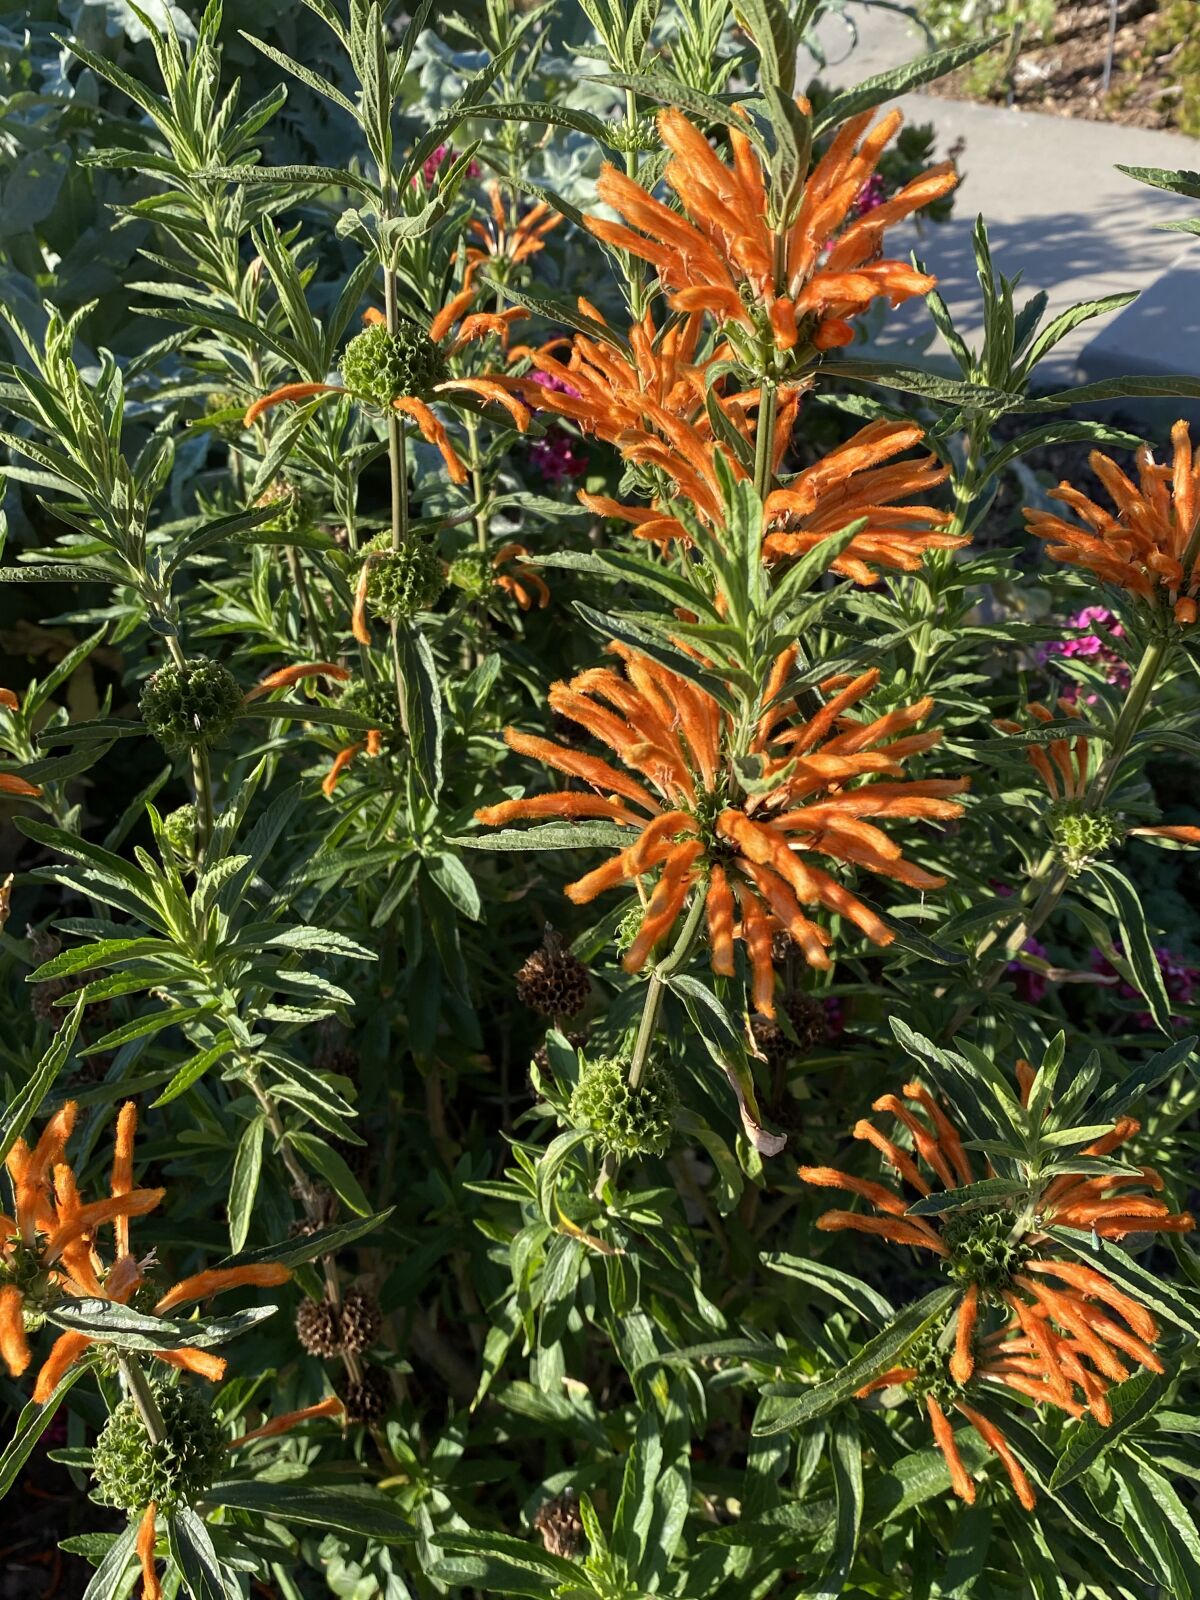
1007 936 1049 1004
1040 606 1130 703
529 425 588 485
412 144 482 189
1091 943 1198 1029
852 173 887 217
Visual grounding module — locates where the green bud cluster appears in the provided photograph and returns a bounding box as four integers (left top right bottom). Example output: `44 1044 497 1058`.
570 1055 676 1158
140 657 242 752
340 322 446 409
341 679 404 754
447 550 493 603
942 1206 1029 1294
1048 800 1124 873
614 905 644 954
361 534 445 623
92 1381 225 1513
162 804 198 870
256 477 312 539
901 1320 959 1406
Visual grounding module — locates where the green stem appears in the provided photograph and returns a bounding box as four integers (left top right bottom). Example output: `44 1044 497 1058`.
120 1354 166 1445
944 632 1174 1040
191 744 214 859
597 891 708 1196
753 381 778 502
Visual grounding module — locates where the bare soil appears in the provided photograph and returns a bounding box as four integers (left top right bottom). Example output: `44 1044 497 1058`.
927 0 1190 130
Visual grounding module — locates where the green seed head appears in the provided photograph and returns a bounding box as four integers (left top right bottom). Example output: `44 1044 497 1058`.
1048 800 1124 874
92 1381 225 1513
361 534 445 623
901 1319 959 1406
447 550 493 603
570 1055 676 1158
140 657 242 752
255 477 311 539
340 322 447 409
942 1206 1030 1295
340 679 404 754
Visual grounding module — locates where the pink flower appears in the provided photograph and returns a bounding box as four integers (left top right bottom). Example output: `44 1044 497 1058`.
852 173 887 217
531 369 580 400
1039 606 1130 703
529 425 588 485
412 144 482 189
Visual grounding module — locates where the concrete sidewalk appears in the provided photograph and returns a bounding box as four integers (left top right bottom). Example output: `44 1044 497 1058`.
807 4 1200 388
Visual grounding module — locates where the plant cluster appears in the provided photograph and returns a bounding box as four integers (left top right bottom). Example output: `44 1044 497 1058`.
1 1 1200 1596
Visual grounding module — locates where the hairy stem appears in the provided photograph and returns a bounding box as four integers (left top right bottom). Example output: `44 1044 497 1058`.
597 891 708 1195
119 1353 166 1444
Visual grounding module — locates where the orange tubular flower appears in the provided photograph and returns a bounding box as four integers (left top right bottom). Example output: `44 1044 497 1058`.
798 1081 1192 1430
1025 421 1200 625
468 182 561 276
0 1102 291 1401
586 107 956 358
492 543 550 611
244 295 530 486
242 661 352 704
518 311 960 581
475 645 965 1012
996 701 1200 848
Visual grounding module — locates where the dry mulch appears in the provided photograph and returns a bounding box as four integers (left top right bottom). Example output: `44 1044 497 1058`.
926 0 1190 130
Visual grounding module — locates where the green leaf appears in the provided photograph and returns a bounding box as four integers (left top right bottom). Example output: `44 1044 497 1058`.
450 822 631 851
1085 861 1174 1032
168 1506 235 1600
0 1355 98 1498
199 162 381 200
1117 164 1200 200
219 1208 393 1270
1111 1451 1200 1596
397 625 443 801
228 1116 266 1254
1051 1370 1165 1488
977 420 1142 488
1092 1035 1197 1121
815 34 1005 132
47 1299 280 1353
908 1175 1030 1217
815 357 1014 410
1036 374 1200 409
287 1131 371 1216
761 1254 894 1326
80 1517 140 1600
0 995 84 1165
202 1481 414 1541
810 1408 863 1600
474 99 613 143
536 1128 592 1223
152 1038 234 1107
753 1285 958 1434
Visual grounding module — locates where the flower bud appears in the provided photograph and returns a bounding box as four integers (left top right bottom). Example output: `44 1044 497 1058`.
340 323 446 408
93 1381 225 1512
1048 800 1123 874
360 534 445 623
570 1055 676 1158
140 657 242 752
